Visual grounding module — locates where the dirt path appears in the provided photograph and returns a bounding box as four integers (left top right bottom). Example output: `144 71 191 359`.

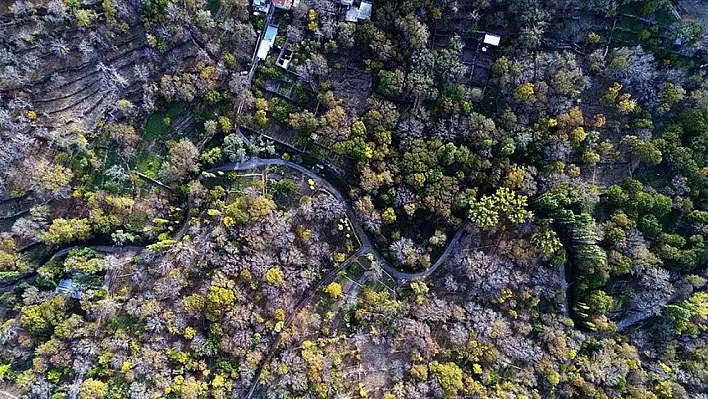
243 248 365 399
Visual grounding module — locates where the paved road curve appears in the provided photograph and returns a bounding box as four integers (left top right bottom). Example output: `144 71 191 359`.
25 159 466 399
209 158 469 282
212 158 471 399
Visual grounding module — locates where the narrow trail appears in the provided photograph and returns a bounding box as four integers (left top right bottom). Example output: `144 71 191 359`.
243 248 364 399
0 389 19 399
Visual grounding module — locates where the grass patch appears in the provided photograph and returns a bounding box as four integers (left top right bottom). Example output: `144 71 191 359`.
95 146 133 194
655 7 679 26
657 51 695 68
480 85 500 115
142 102 187 141
109 314 140 334
206 0 220 16
613 29 640 44
134 153 162 179
0 271 23 280
618 1 645 16
617 16 647 32
194 99 230 127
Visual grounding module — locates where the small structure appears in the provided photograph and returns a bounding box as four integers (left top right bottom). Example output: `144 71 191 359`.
342 0 372 22
257 25 278 60
253 0 268 13
357 1 372 19
483 33 501 47
56 278 82 299
480 33 501 55
273 0 300 9
433 31 500 88
276 45 294 69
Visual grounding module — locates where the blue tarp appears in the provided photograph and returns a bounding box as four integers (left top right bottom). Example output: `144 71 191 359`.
258 26 279 60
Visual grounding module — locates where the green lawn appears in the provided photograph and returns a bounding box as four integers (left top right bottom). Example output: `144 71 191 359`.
134 153 162 179
617 16 647 32
142 101 187 141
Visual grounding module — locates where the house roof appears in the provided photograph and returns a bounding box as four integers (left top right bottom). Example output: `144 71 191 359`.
56 278 82 299
483 34 501 46
253 0 268 12
345 6 358 22
358 2 372 19
273 0 295 9
257 26 278 60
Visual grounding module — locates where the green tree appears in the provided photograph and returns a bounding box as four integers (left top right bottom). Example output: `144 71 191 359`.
160 139 199 182
32 161 74 194
43 218 92 245
265 267 284 286
377 69 405 98
224 195 276 226
623 136 662 166
532 220 563 257
604 185 628 206
617 93 637 114
664 292 708 336
586 289 614 316
273 178 298 197
140 0 171 23
382 207 396 224
325 282 343 299
80 379 107 399
658 82 685 113
638 214 662 238
468 195 499 229
652 194 673 217
289 110 318 134
468 188 532 229
514 83 535 102
20 295 67 334
206 285 236 322
429 361 464 397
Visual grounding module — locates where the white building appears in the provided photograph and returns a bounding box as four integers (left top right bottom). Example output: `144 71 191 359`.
257 25 279 60
343 0 372 22
483 33 501 47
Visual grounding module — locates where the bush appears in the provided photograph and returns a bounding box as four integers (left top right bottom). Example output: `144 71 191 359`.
324 282 342 299
80 379 107 399
638 214 662 238
43 218 92 245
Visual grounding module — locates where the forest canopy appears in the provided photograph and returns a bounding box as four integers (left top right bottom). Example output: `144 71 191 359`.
0 0 707 397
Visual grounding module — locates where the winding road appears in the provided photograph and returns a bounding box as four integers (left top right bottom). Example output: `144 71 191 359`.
16 158 467 399
210 157 469 399
209 157 469 283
